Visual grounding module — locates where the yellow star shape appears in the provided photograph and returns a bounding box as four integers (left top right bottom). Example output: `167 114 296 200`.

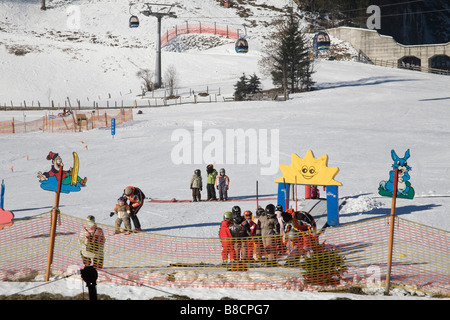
274 150 342 186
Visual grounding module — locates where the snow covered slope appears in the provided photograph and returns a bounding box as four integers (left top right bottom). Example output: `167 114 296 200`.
0 0 294 104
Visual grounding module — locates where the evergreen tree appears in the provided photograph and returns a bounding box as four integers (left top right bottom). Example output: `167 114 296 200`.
248 73 262 94
233 73 249 101
260 11 314 94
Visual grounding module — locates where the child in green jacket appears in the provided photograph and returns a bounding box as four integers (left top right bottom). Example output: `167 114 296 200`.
206 164 218 201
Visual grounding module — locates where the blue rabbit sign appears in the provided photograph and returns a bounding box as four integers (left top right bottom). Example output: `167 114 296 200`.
378 149 415 199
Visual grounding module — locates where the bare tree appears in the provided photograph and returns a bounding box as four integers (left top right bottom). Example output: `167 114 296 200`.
164 64 178 97
136 69 154 93
41 0 46 10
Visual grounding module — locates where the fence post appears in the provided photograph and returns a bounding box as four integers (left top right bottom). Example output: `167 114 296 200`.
11 117 15 134
385 168 399 295
45 166 63 281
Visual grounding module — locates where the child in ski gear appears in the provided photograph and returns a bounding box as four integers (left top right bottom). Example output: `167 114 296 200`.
229 214 251 260
244 210 257 260
253 207 264 259
79 215 105 269
231 205 241 218
123 186 145 232
259 204 280 265
282 209 318 265
219 211 235 263
206 164 218 200
190 169 202 202
215 168 230 201
274 205 286 256
110 197 131 234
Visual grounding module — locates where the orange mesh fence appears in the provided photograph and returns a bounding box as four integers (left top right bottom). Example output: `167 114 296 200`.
162 23 239 47
0 108 133 134
0 212 449 295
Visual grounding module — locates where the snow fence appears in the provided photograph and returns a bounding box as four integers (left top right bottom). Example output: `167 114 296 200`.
161 22 239 47
0 212 449 296
0 108 133 134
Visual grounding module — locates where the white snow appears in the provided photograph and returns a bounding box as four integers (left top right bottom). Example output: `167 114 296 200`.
0 0 449 301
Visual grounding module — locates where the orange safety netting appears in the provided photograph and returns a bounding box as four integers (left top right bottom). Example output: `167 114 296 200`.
0 212 449 295
0 108 133 134
161 23 239 47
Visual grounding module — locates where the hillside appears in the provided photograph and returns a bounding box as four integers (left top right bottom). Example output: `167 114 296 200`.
0 0 290 104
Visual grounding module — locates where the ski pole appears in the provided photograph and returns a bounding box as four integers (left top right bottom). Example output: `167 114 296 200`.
256 180 259 209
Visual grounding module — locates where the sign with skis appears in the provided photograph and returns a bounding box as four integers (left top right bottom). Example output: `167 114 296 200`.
37 151 87 193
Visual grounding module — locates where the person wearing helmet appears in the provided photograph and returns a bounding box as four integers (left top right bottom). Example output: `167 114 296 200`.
215 168 230 201
253 207 264 259
283 209 317 266
110 196 132 234
265 204 275 217
219 211 235 264
206 164 218 201
190 169 203 202
229 213 251 261
244 210 257 260
231 205 241 218
259 205 280 266
123 186 146 232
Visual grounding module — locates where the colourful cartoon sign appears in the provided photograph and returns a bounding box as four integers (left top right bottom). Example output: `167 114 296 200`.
378 149 414 199
37 151 87 193
274 150 342 186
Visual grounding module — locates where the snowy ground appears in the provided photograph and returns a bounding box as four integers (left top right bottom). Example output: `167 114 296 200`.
1 0 449 301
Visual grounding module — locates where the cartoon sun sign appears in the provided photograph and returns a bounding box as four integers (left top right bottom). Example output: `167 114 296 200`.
274 150 342 186
37 151 87 194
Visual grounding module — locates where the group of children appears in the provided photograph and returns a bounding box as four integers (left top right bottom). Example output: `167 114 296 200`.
219 204 317 267
190 164 230 202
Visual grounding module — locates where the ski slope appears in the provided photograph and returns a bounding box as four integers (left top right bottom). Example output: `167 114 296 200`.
0 0 449 300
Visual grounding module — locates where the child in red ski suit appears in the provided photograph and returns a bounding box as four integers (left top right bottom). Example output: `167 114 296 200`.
219 212 235 263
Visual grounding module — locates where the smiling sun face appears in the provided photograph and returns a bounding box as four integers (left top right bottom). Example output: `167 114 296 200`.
301 165 318 179
275 150 342 186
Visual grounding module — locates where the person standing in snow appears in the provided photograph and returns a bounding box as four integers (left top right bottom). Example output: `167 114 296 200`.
275 205 286 256
229 213 251 261
253 207 265 260
215 168 230 201
259 204 280 266
79 215 105 269
244 210 257 261
219 211 236 264
110 197 132 234
190 169 203 202
123 186 145 232
206 164 218 201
